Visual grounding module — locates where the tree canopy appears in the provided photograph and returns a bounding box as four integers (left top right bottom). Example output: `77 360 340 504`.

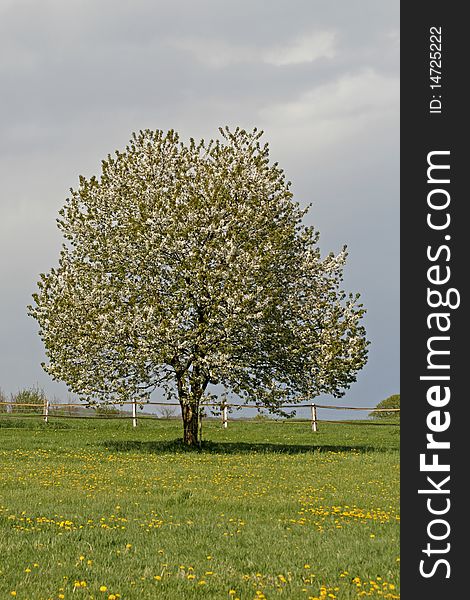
369 394 400 419
30 127 368 445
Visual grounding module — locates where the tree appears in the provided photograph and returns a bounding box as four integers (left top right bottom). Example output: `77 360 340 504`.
369 394 400 419
0 387 8 413
94 405 121 417
29 127 368 446
159 405 176 420
11 386 47 414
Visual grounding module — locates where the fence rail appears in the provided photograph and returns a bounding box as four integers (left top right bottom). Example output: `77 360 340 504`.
0 400 399 430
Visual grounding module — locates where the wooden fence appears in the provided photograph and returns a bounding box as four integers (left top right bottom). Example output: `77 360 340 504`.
0 399 399 430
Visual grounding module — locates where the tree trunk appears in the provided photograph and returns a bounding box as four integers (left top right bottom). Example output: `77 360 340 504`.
181 403 199 446
176 365 207 447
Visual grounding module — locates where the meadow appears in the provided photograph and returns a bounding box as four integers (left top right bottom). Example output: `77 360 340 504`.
0 417 400 599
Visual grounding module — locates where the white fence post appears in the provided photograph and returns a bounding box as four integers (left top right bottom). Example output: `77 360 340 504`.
132 399 137 428
311 403 318 432
44 398 50 424
222 404 228 429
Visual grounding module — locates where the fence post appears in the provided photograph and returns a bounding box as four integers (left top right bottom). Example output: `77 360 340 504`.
222 403 228 429
311 403 318 432
132 399 137 428
44 398 50 424
198 406 204 445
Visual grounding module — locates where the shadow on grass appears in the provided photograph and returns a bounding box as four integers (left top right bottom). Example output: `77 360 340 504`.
100 439 396 455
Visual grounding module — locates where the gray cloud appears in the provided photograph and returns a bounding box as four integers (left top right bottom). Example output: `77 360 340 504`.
0 0 399 407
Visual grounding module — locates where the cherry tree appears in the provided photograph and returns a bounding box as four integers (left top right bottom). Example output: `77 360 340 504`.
30 127 368 446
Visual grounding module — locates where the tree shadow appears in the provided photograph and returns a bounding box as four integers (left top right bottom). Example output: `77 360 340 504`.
99 439 396 454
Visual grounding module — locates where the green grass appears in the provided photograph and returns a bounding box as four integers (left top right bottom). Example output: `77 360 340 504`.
0 418 399 599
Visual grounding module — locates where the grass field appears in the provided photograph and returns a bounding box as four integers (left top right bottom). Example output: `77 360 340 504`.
0 417 400 599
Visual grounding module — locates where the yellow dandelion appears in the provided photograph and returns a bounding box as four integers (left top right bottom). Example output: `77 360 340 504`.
10 593 17 598
100 585 108 592
154 575 162 581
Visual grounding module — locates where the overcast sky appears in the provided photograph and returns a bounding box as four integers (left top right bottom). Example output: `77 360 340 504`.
0 0 399 413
